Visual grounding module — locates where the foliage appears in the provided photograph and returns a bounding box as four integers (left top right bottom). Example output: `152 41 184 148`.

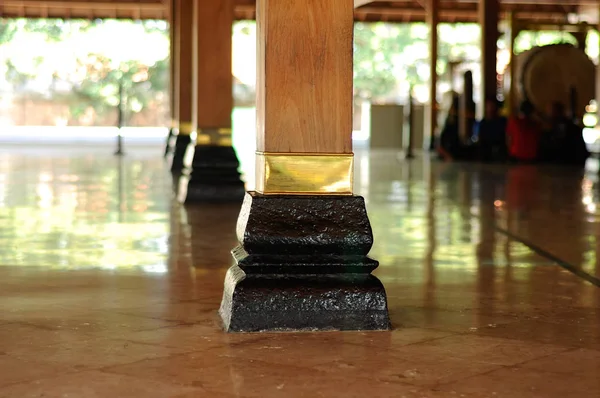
66 53 168 121
513 30 577 54
354 23 402 99
353 22 480 101
0 17 580 123
0 18 169 125
0 19 17 43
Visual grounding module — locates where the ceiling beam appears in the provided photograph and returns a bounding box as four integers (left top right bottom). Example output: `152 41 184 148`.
354 0 376 8
359 0 596 5
2 0 164 11
0 0 589 25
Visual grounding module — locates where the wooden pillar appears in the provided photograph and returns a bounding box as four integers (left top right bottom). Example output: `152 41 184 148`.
169 0 177 132
479 0 500 113
194 0 233 142
403 86 415 159
597 17 600 125
427 0 439 149
164 0 178 157
183 0 244 202
219 0 390 333
459 70 476 141
170 0 194 173
507 12 520 116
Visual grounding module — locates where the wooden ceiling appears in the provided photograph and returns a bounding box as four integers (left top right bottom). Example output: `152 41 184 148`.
0 0 596 26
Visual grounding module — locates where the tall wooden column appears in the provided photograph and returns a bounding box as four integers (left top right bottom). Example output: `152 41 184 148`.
427 0 439 150
459 70 475 141
479 0 500 112
219 0 390 332
506 12 520 116
183 0 244 203
164 0 178 157
170 0 194 173
597 4 600 126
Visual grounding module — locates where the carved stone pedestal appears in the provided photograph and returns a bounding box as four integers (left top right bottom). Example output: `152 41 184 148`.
219 192 391 332
170 134 191 173
164 127 175 158
184 146 245 203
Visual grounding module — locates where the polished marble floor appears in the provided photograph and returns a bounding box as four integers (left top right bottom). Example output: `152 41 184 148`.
0 144 599 397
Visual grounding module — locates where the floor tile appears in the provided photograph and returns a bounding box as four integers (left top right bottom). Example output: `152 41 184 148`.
520 348 600 378
438 366 600 398
474 319 600 350
21 312 177 335
0 355 74 388
108 323 265 351
8 337 188 369
0 370 203 398
386 334 569 366
106 352 458 398
0 323 96 354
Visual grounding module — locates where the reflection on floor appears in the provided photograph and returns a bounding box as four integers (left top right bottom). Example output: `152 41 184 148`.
0 145 599 397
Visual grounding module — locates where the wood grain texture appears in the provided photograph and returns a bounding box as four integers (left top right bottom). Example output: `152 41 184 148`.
169 0 177 124
479 0 499 104
195 0 233 129
176 0 194 125
426 0 438 146
256 0 354 154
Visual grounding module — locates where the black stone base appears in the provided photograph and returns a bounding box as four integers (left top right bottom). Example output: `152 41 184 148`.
237 192 376 258
220 265 390 332
218 192 390 332
184 145 245 203
185 180 246 203
164 127 175 158
170 134 191 173
232 245 378 274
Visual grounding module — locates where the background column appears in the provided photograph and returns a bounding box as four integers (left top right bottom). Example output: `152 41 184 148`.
427 0 439 150
506 12 520 116
170 0 194 173
164 0 178 157
183 0 244 203
597 4 600 126
479 0 500 113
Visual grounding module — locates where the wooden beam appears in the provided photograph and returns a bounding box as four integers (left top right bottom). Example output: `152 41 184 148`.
176 0 193 134
507 11 520 116
354 0 375 8
596 0 600 126
480 0 500 110
359 0 595 5
3 0 164 11
426 0 438 150
0 0 584 25
194 0 233 133
169 0 177 129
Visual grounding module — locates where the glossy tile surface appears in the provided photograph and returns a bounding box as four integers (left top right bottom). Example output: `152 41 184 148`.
0 145 599 397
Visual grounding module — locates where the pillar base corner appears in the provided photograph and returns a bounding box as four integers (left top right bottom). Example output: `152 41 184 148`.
219 265 391 333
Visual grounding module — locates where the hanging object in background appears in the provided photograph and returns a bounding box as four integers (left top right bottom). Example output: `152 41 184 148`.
512 43 595 119
402 85 415 159
115 77 125 156
459 71 476 142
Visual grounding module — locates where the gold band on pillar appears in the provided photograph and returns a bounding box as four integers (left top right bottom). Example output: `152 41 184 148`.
196 127 232 146
179 122 193 135
255 152 353 195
